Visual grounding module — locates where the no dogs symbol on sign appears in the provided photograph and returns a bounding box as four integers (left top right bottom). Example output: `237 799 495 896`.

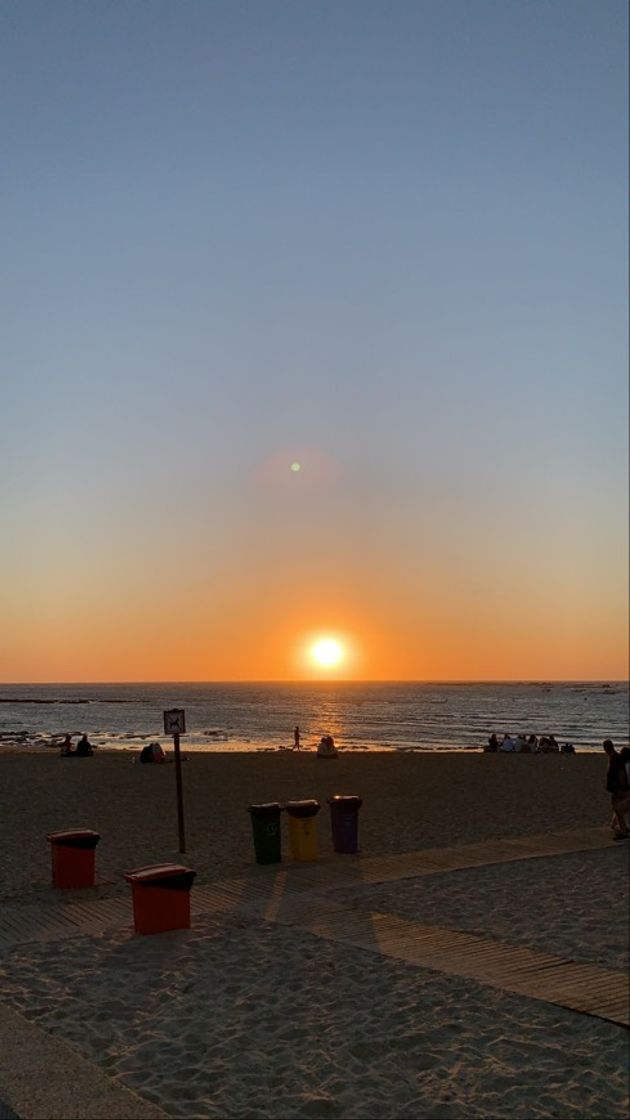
163 709 186 735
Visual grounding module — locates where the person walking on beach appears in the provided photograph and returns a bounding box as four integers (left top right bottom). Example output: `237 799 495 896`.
603 739 630 839
293 725 301 750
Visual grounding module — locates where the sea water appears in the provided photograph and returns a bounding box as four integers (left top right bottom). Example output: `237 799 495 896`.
0 681 627 753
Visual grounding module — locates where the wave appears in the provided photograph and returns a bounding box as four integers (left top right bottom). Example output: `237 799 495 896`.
0 698 135 705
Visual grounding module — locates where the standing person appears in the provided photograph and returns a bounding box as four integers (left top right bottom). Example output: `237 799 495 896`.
293 725 301 751
603 739 630 839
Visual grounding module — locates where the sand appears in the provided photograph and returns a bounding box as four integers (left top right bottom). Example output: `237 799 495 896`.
0 750 611 897
0 750 628 1119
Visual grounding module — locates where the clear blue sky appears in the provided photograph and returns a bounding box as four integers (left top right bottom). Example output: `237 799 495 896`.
1 0 628 681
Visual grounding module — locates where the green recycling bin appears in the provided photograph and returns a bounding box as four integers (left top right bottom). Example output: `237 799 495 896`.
248 802 283 864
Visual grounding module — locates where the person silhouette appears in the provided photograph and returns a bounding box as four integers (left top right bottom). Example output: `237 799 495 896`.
60 734 73 756
317 735 338 759
293 725 301 750
75 734 94 757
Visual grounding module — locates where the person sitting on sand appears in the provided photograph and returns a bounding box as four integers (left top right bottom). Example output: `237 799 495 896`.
527 734 538 751
514 735 528 753
59 734 74 757
538 736 559 754
485 733 499 752
317 735 338 759
75 734 94 757
140 742 165 764
603 739 630 839
500 733 515 752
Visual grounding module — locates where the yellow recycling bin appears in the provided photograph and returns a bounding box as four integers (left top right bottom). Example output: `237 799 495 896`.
285 800 321 860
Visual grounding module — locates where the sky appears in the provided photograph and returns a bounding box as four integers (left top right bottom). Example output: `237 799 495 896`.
1 0 628 682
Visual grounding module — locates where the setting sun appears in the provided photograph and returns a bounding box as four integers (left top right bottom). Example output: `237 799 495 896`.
310 637 344 669
294 629 361 679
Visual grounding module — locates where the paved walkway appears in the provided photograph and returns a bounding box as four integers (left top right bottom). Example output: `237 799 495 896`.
0 1004 167 1120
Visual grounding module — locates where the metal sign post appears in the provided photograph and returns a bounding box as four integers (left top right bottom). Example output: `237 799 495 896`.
163 708 187 853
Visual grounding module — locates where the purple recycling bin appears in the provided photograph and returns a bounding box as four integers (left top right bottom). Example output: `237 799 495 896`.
328 795 362 854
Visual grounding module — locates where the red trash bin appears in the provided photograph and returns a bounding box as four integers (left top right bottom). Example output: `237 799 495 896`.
47 829 100 889
124 863 196 935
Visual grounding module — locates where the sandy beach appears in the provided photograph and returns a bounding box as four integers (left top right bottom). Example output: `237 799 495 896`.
0 750 628 1119
0 750 614 897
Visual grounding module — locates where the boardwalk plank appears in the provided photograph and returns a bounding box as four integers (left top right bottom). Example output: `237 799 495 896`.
285 905 628 1028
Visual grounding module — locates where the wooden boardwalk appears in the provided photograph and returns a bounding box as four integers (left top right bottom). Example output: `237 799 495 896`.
1 825 627 1029
288 908 629 1029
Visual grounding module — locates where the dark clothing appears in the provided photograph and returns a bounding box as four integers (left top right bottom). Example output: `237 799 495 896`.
75 736 94 757
606 752 628 794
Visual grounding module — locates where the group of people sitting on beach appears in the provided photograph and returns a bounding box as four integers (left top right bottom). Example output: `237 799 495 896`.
485 733 574 754
291 726 339 757
316 735 338 758
59 734 95 757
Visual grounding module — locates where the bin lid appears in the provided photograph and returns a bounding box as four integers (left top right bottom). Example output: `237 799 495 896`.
284 799 321 818
124 863 195 885
247 802 283 815
47 828 101 848
328 795 363 809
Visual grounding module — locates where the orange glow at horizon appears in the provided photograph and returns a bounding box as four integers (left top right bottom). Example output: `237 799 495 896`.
0 529 627 682
1 584 628 683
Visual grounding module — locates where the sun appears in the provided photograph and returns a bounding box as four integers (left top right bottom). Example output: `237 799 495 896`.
297 630 360 678
310 637 344 669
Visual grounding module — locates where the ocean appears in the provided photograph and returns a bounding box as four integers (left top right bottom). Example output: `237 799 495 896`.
0 681 627 753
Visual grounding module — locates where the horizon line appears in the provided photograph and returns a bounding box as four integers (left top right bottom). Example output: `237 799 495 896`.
1 678 627 687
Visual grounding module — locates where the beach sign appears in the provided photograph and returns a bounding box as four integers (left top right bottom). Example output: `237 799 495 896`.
163 708 186 735
163 709 187 853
